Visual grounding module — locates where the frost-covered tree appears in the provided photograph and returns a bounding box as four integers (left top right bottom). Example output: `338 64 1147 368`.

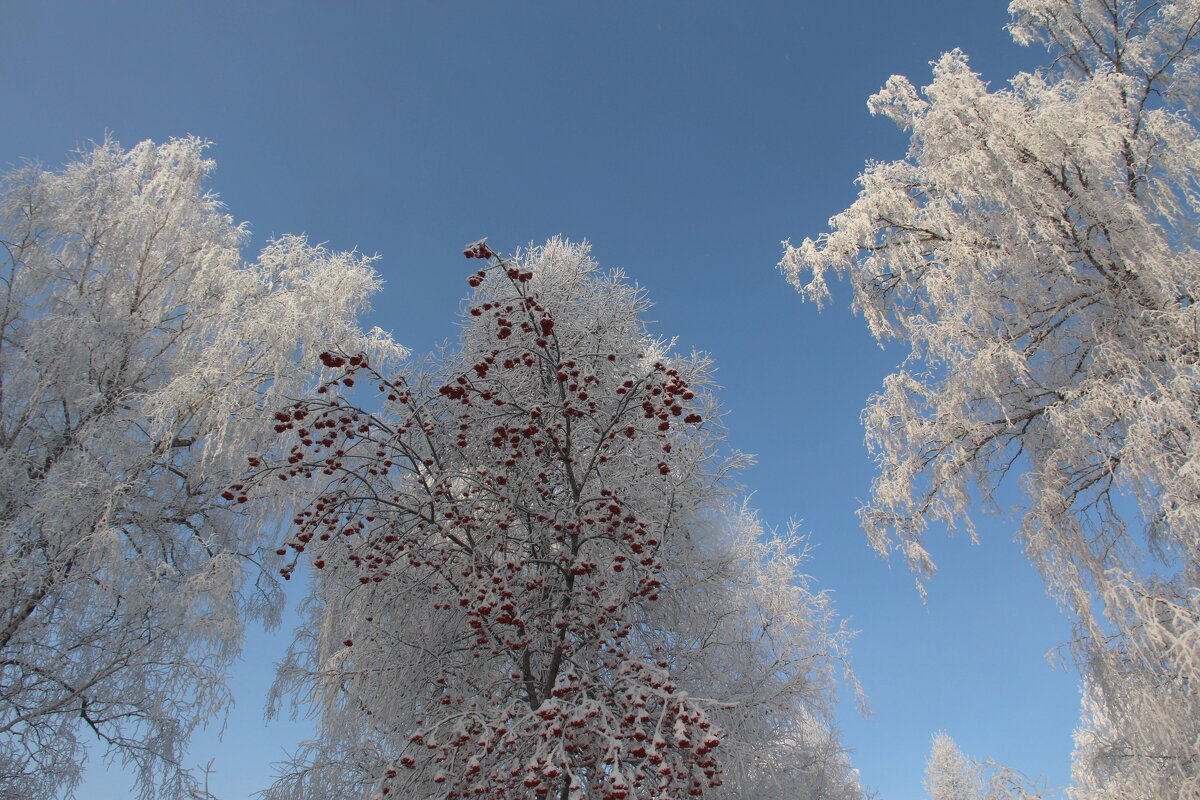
259 239 861 800
925 734 984 800
781 1 1200 796
923 734 1043 800
0 138 400 799
1069 586 1200 799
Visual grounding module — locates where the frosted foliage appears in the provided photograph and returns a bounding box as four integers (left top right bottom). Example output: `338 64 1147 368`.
1070 580 1200 799
0 138 400 799
261 240 861 800
781 1 1200 797
923 735 1045 800
925 735 984 800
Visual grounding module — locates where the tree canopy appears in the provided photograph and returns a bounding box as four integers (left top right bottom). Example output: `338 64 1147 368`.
259 239 862 800
783 1 1200 796
0 138 401 799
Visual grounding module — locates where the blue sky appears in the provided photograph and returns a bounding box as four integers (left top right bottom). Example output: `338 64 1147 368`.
2 2 1082 798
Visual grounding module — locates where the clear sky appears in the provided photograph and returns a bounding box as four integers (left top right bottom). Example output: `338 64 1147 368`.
1 2 1083 798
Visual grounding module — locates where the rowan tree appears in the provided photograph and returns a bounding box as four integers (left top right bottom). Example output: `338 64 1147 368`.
781 1 1200 796
259 239 861 800
0 138 401 799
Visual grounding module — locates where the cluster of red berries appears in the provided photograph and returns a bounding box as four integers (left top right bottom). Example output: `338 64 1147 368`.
462 239 494 260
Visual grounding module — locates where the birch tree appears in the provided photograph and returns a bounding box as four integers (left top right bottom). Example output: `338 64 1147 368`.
259 239 861 800
0 138 401 799
781 1 1200 796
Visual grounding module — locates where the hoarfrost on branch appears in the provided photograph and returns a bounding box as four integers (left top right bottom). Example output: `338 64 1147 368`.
260 239 862 800
0 137 401 799
781 1 1200 796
